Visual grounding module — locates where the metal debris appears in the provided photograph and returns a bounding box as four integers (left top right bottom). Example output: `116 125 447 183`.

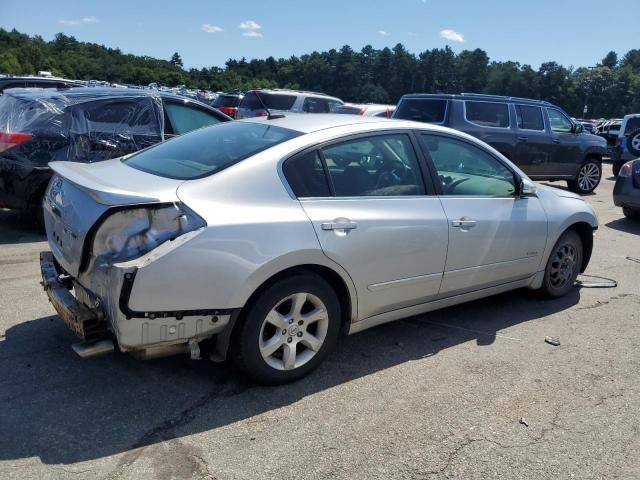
545 336 561 346
575 274 618 288
519 417 529 427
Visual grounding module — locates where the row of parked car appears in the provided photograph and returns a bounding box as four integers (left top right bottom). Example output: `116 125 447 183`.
1 74 638 225
2 73 638 383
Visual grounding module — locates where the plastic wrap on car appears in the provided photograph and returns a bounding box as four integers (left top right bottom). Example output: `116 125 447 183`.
0 88 164 208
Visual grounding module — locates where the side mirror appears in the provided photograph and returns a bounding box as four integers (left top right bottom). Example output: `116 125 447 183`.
573 123 584 134
519 178 537 197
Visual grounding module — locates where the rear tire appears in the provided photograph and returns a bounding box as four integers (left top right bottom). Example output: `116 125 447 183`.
539 230 583 299
567 158 602 194
230 273 341 384
622 206 640 220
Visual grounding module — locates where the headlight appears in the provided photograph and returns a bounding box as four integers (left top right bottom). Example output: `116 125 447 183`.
91 203 206 264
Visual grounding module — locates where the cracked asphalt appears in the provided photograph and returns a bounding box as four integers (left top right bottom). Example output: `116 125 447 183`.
1 163 639 480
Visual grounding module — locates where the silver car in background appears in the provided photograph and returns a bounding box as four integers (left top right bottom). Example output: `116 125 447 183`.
40 114 598 383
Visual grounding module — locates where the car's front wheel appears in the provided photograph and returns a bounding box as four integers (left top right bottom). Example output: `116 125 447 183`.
567 159 602 194
230 273 341 384
539 230 583 298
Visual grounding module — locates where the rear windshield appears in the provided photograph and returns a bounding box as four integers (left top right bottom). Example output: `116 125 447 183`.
124 121 301 179
394 99 447 123
241 92 297 111
212 95 240 108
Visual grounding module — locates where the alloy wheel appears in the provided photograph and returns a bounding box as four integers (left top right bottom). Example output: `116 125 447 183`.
631 133 640 152
549 244 577 289
259 292 329 371
577 162 600 192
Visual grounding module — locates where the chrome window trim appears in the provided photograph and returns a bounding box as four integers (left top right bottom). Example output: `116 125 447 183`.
463 100 511 130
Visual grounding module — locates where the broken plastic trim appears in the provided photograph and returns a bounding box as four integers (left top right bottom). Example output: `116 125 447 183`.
574 274 618 288
118 268 233 320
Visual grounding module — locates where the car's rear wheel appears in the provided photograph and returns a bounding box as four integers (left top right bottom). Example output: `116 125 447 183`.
626 129 640 157
539 230 583 299
567 159 602 194
622 206 640 220
230 274 340 384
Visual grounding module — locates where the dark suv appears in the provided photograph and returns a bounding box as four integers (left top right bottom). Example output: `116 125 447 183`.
0 75 84 94
0 87 230 220
393 93 607 194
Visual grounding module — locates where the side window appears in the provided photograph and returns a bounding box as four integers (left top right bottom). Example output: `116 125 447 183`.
547 108 573 133
74 99 158 135
322 134 425 197
283 150 331 197
164 103 222 135
328 100 343 112
465 101 510 128
515 105 544 131
420 134 516 197
303 97 330 113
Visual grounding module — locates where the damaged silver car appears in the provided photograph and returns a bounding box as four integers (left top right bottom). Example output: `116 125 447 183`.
41 114 598 383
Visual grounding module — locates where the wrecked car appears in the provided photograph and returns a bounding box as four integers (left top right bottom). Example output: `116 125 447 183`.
40 114 598 384
0 87 231 223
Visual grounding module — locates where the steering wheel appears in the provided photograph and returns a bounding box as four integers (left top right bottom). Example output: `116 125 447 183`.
442 177 470 194
375 160 410 188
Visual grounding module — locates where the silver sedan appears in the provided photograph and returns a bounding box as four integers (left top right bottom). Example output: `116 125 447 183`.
40 114 598 383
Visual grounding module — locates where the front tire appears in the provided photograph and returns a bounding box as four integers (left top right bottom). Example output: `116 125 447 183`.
230 273 341 384
539 230 583 299
567 159 602 194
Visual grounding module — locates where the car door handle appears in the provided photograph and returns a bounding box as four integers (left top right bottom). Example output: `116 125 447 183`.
451 218 477 228
321 221 358 231
552 138 561 144
518 136 529 141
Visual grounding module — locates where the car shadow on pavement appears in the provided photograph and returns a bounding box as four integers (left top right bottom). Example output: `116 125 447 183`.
0 209 45 245
0 288 580 466
606 217 640 235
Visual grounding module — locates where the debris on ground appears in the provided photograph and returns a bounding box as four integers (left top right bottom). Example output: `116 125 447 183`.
545 336 561 346
626 256 640 264
575 274 618 288
519 417 529 427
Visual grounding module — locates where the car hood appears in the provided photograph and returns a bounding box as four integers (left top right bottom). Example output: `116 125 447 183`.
535 183 583 201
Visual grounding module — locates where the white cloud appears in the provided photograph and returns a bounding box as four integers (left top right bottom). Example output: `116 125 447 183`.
239 20 261 31
377 30 388 36
202 24 223 33
59 16 99 26
242 31 263 38
440 29 465 42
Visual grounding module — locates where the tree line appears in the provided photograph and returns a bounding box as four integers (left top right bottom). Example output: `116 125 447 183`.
2 28 640 117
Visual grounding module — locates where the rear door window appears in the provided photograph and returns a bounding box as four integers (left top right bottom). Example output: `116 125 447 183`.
394 99 447 124
515 105 544 131
624 117 640 135
303 97 330 113
465 101 510 128
164 102 223 135
283 150 331 197
264 93 297 110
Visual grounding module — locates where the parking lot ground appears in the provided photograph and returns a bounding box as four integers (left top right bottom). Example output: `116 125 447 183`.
0 163 639 480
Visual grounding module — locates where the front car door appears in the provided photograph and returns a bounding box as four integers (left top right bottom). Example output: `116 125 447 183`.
417 133 548 297
282 132 449 320
546 107 582 177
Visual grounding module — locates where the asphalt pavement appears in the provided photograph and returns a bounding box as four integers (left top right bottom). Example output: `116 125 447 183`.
0 163 638 480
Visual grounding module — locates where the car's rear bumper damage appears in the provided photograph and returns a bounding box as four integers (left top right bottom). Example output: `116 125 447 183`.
40 250 235 359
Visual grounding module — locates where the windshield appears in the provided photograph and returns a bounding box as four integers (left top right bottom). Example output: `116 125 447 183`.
124 121 301 179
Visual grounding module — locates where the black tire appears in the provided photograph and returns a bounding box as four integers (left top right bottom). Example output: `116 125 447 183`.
627 129 640 157
622 206 640 220
230 273 341 384
567 158 602 194
30 193 46 231
539 230 583 299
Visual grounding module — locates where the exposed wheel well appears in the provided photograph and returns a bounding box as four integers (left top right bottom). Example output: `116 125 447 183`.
566 222 594 272
583 153 602 165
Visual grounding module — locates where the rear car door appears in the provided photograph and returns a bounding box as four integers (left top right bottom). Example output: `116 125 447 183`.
283 132 449 320
513 104 552 177
546 108 582 176
418 133 548 297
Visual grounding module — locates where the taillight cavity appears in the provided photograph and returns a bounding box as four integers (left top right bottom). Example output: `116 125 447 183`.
0 132 33 153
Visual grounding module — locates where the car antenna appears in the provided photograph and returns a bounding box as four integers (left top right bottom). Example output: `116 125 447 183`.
254 91 285 120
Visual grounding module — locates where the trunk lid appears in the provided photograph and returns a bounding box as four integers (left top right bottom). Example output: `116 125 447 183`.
45 158 182 276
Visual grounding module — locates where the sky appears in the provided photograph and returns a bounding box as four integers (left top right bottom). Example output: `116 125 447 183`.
2 0 638 70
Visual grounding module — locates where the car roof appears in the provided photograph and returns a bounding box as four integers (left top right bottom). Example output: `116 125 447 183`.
240 113 406 133
400 92 554 107
0 76 82 83
245 88 341 101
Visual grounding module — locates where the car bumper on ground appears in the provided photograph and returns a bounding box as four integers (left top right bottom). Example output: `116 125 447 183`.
40 250 233 354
